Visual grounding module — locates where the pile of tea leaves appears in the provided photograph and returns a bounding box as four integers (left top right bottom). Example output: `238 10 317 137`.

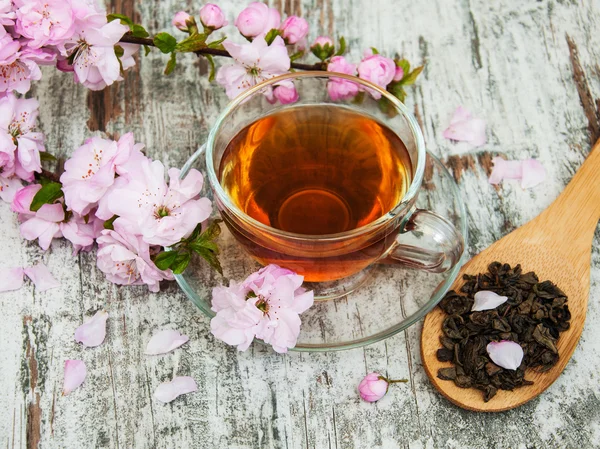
435 262 571 402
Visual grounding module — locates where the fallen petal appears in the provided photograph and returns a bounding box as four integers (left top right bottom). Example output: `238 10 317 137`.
520 159 547 189
24 263 60 291
486 340 524 370
145 329 190 355
0 267 24 292
154 376 198 403
74 310 109 347
63 360 87 395
472 290 508 311
443 107 487 147
488 157 522 185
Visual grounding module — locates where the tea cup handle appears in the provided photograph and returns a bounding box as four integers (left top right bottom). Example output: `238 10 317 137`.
382 209 465 273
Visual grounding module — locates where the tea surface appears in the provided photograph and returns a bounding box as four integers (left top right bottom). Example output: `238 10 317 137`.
219 105 412 235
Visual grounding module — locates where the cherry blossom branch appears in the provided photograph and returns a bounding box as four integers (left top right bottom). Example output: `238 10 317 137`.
119 32 326 71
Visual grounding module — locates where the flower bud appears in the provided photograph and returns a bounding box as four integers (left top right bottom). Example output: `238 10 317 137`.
310 36 334 61
311 36 333 48
358 373 389 402
393 65 404 82
200 3 227 30
280 16 308 44
357 54 396 99
172 11 194 31
235 2 281 38
273 82 299 104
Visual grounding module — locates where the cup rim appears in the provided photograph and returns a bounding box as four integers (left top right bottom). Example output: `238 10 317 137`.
205 71 426 241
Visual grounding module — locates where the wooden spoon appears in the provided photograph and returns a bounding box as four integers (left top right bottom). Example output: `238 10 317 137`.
421 140 600 412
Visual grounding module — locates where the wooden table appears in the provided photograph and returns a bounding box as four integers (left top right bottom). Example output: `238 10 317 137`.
2 0 599 447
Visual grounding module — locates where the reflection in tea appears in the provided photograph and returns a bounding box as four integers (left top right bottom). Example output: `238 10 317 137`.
217 105 413 281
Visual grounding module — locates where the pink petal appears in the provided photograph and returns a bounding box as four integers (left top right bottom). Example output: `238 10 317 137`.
74 310 108 347
488 157 522 185
144 329 189 355
443 107 487 147
36 203 65 222
449 106 472 125
0 267 24 292
486 341 524 370
520 159 546 189
23 263 60 291
154 376 197 403
63 360 87 395
471 290 508 311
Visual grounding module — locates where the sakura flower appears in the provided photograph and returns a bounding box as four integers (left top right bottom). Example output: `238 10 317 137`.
327 56 359 101
443 106 487 147
145 329 189 355
74 310 108 347
357 54 396 99
358 373 389 402
106 159 212 247
0 0 16 26
154 376 198 403
273 81 299 104
63 360 86 395
96 223 174 292
280 16 309 44
0 176 22 203
472 290 508 311
173 11 193 31
235 2 280 38
0 267 24 292
486 340 524 370
200 4 227 30
60 211 104 255
216 36 290 100
62 7 132 90
14 0 75 49
0 94 45 182
210 264 314 353
12 184 65 250
310 36 334 60
488 157 546 189
24 263 60 291
60 133 144 216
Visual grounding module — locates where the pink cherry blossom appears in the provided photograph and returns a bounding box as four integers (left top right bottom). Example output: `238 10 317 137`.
210 264 314 353
281 16 308 44
74 310 108 347
145 329 189 355
23 263 60 291
358 373 389 402
486 341 524 370
96 223 174 292
235 2 280 38
60 211 104 255
443 106 487 147
393 65 404 82
173 11 193 31
327 56 359 101
0 94 45 182
63 360 86 395
154 376 198 403
357 54 395 99
0 0 16 26
273 81 299 104
200 4 227 30
60 133 144 216
0 176 23 203
105 159 211 247
216 36 290 99
62 6 132 91
14 0 75 49
0 267 24 292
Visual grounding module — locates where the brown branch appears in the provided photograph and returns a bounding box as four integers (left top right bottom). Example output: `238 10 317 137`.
119 32 326 71
40 169 61 184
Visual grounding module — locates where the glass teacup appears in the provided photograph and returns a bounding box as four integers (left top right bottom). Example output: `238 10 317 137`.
203 72 464 299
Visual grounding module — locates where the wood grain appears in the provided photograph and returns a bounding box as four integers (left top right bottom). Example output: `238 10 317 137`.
1 0 600 448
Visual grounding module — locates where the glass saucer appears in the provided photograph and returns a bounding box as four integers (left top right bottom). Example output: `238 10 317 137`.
175 150 467 351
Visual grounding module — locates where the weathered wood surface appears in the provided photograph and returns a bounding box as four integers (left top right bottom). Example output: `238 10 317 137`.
1 0 599 447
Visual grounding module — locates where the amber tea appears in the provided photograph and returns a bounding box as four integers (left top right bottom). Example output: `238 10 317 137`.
217 105 413 281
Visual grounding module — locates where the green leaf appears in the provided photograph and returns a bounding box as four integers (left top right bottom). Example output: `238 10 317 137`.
396 58 410 76
264 28 281 45
175 33 208 53
154 32 178 54
401 65 423 86
164 52 177 75
171 253 192 274
370 47 380 55
132 24 149 38
311 43 335 62
192 246 223 275
107 13 133 26
351 91 365 105
114 45 124 58
103 215 118 230
190 240 219 254
389 82 407 103
39 152 57 162
153 251 178 271
207 36 227 49
30 182 63 212
144 45 151 56
289 50 304 62
195 220 222 244
334 36 346 56
206 54 216 82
